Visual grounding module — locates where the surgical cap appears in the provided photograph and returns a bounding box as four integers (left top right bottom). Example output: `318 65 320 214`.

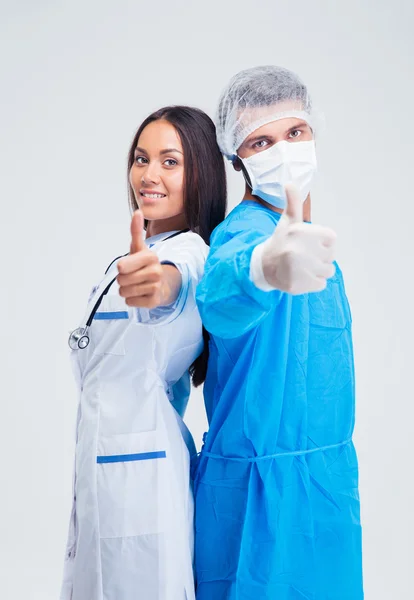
216 65 320 159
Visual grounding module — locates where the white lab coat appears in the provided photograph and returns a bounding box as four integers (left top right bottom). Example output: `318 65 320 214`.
60 230 208 600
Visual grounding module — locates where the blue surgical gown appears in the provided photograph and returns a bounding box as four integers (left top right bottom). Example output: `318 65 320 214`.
194 201 363 600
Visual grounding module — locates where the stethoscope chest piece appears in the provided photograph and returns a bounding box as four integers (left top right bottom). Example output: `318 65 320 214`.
69 327 90 351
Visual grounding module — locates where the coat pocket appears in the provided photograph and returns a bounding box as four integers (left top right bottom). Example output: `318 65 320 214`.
96 430 169 538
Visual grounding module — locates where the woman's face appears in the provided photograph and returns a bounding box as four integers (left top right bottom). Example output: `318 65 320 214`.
129 119 185 222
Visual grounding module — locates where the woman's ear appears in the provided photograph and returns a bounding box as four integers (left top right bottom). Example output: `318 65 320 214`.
232 157 243 172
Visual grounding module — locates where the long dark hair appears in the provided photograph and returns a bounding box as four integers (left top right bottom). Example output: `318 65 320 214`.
127 106 227 386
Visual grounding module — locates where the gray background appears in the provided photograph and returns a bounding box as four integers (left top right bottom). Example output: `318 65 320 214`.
1 1 413 598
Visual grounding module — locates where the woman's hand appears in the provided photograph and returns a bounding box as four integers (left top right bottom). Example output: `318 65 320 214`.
117 211 181 309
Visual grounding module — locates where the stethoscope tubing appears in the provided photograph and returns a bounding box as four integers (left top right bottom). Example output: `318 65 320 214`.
68 229 189 350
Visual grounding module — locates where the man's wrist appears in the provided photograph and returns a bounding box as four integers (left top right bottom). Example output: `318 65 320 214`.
249 242 276 292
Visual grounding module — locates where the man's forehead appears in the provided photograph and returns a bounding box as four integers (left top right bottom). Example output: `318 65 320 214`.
237 100 306 124
246 117 310 138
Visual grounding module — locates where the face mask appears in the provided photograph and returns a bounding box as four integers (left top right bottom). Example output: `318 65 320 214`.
240 140 317 209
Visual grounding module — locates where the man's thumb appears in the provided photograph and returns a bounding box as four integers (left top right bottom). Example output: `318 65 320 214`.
284 183 303 224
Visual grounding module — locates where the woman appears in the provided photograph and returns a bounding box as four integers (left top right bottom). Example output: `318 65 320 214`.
61 106 227 600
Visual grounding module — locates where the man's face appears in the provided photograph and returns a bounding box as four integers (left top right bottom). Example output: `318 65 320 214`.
237 117 314 160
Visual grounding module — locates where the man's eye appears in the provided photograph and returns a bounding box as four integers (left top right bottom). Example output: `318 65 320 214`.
135 156 148 164
253 139 269 149
289 130 302 139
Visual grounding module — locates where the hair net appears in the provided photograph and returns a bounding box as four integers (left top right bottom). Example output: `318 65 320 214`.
216 65 320 159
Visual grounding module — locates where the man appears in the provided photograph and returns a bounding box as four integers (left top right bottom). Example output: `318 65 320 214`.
195 66 363 599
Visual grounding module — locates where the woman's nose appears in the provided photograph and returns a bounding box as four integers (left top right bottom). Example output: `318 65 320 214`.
141 162 161 185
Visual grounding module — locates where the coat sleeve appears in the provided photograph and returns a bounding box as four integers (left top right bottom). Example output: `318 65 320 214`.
137 232 208 324
196 221 283 339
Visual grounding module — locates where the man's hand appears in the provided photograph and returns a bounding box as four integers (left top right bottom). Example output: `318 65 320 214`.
256 184 337 294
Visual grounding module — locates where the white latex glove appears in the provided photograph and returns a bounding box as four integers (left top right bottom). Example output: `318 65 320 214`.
250 184 337 295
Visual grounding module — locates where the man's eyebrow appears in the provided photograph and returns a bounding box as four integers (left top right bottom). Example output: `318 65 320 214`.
286 122 310 132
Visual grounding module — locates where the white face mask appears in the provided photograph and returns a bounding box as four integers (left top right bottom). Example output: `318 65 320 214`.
240 140 317 209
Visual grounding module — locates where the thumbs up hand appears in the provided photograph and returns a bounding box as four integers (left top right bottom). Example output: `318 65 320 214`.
254 184 337 295
117 211 165 308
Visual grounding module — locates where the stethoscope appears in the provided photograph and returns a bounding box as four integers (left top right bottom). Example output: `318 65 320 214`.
68 229 189 351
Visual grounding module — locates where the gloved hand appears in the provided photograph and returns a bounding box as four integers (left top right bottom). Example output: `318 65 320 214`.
250 184 337 294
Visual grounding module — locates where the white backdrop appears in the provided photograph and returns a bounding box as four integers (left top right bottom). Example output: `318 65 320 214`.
1 1 413 598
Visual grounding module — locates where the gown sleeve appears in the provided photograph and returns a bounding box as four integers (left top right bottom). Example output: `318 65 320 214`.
196 214 283 339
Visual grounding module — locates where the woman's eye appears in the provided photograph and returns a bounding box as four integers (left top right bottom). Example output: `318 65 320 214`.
164 159 178 167
253 139 269 149
289 129 302 139
135 156 148 165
